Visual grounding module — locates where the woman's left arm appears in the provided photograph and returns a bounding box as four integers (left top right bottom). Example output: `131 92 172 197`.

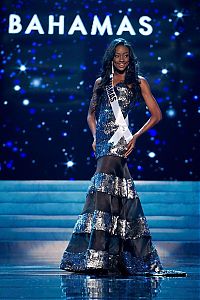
125 77 162 157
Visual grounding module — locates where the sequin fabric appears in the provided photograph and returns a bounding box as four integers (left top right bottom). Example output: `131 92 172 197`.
60 249 110 271
87 172 136 199
121 247 163 274
118 217 151 239
60 248 163 273
86 249 109 269
60 165 165 274
74 211 150 240
95 83 135 159
60 251 86 271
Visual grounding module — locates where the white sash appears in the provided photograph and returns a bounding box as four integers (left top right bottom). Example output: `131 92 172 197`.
106 82 133 146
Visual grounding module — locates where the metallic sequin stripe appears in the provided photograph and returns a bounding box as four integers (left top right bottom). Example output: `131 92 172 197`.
86 249 109 269
87 172 137 199
60 249 109 271
73 212 93 234
60 247 162 274
73 210 151 239
121 247 163 274
60 250 86 271
118 217 151 240
73 211 118 234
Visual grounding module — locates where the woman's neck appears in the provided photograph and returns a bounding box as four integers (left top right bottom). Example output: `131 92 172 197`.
113 72 125 84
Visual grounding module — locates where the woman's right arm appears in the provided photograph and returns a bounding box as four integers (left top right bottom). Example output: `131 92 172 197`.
87 105 96 141
87 78 101 151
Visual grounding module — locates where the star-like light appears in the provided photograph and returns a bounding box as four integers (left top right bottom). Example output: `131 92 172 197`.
166 108 176 118
161 68 168 74
66 160 74 168
176 12 183 18
19 64 27 72
148 152 156 158
31 78 42 87
22 99 30 106
14 85 21 91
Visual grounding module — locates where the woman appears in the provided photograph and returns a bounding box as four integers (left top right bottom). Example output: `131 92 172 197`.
60 38 186 276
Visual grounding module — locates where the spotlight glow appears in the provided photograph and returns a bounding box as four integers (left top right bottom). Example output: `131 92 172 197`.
177 12 183 18
66 160 74 168
19 65 26 71
148 152 156 158
31 78 42 87
14 85 21 91
186 52 193 57
166 108 176 118
22 99 30 106
161 68 168 74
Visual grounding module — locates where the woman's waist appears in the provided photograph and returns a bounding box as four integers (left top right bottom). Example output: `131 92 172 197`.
97 120 131 133
96 125 132 142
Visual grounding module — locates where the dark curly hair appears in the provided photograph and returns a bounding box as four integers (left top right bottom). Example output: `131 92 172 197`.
97 38 141 97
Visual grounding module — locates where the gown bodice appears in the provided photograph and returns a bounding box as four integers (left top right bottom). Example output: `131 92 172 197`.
95 82 135 159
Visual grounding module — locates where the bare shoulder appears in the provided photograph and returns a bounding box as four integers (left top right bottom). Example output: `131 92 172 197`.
138 76 149 86
138 76 151 93
92 77 102 91
95 77 102 85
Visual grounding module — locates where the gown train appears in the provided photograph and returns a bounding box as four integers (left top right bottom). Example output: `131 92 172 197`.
60 156 163 275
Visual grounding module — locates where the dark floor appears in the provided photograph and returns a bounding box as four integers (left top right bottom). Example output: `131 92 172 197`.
0 256 199 300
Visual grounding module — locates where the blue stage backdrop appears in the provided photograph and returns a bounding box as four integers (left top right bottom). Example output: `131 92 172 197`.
0 0 199 180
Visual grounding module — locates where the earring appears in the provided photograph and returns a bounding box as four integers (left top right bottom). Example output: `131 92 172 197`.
110 61 114 79
112 61 114 74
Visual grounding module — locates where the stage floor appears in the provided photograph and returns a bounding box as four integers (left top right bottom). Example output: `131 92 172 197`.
0 256 199 299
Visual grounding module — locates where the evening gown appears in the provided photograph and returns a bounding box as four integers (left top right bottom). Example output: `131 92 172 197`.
60 82 184 276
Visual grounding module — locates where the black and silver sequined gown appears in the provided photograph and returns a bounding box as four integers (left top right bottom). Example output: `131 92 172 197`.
60 82 163 275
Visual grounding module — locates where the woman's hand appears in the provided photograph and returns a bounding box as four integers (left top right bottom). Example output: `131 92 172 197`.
92 139 96 152
124 135 137 158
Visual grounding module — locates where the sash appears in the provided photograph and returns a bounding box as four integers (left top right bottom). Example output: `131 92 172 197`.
105 82 133 146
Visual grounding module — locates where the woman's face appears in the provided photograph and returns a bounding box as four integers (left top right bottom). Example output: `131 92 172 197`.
113 45 130 73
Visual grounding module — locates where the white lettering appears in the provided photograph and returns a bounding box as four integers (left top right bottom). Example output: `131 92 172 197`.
48 15 64 34
25 14 44 34
139 16 153 35
7 14 154 36
68 15 87 35
8 14 22 34
116 15 136 35
91 15 113 36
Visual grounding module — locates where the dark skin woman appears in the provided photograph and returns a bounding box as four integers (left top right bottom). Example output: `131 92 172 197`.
60 38 186 276
87 43 162 158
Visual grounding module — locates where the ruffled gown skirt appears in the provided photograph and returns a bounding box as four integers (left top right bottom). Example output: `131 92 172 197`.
60 156 163 275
